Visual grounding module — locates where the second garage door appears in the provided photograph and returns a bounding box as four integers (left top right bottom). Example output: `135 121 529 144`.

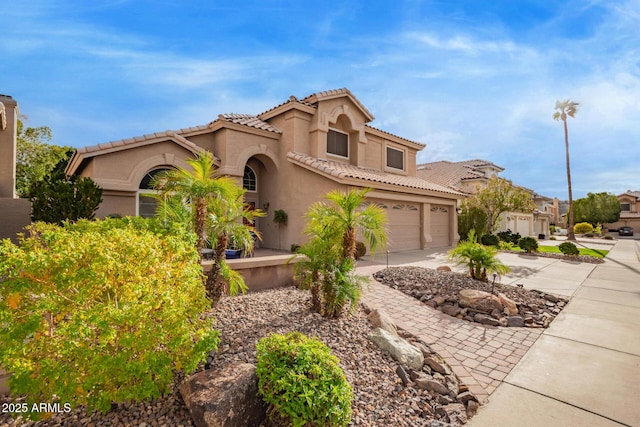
370 200 421 252
429 205 451 247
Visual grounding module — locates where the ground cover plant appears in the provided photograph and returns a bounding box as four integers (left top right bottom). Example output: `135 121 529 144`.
0 219 219 417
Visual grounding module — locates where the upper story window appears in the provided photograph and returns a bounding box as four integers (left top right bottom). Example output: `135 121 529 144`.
243 166 257 192
386 146 404 170
621 203 631 211
327 129 349 158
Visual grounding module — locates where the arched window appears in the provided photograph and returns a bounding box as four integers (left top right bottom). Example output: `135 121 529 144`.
138 168 171 218
243 166 257 192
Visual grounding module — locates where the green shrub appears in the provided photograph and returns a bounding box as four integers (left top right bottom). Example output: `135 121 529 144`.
497 240 514 250
0 219 219 417
549 225 557 233
604 234 614 240
355 241 367 259
518 236 539 253
550 236 557 240
497 229 521 244
480 234 499 246
559 241 580 256
584 232 595 237
291 243 301 253
574 222 594 234
256 332 353 427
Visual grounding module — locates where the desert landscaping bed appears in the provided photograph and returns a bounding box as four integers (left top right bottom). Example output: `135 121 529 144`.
374 267 569 328
1 286 476 427
501 250 605 264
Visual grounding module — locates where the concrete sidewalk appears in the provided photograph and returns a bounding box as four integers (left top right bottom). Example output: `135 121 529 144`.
469 239 640 427
358 239 640 426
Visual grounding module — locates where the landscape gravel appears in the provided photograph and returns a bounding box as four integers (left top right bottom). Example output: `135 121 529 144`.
1 286 463 427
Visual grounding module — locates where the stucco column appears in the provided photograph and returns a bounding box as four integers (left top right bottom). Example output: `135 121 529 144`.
451 204 460 245
0 96 18 198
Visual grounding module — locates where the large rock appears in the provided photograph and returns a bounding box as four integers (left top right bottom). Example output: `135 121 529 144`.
367 309 398 336
424 355 451 375
179 362 267 427
498 293 519 316
415 377 449 395
368 328 424 370
459 289 503 313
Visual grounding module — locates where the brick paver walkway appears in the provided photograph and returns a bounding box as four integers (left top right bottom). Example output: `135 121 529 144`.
362 280 543 404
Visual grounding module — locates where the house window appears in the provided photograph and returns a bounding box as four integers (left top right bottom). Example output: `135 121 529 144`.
621 203 630 211
138 168 171 218
386 146 404 170
243 166 257 192
327 129 349 158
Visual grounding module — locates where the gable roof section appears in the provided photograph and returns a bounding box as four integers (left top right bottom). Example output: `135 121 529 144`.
66 131 204 176
258 95 317 120
618 190 640 199
365 124 425 149
209 113 282 134
301 88 375 122
287 152 463 197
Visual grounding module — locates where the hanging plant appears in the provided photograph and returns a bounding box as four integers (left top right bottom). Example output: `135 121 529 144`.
273 209 288 226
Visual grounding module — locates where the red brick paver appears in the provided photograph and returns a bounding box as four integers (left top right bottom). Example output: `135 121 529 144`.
362 280 543 403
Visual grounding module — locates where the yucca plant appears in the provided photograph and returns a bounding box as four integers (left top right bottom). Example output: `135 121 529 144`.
448 230 510 281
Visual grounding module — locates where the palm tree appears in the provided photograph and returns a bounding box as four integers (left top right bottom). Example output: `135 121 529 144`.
296 188 388 318
307 188 388 260
448 231 510 281
206 188 264 303
553 100 579 241
152 151 238 258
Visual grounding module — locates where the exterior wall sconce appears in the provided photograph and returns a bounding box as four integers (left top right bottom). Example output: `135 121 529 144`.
262 202 270 211
456 207 463 214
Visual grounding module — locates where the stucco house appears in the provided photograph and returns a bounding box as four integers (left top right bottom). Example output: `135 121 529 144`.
66 88 463 252
607 190 640 231
416 159 553 237
0 94 31 243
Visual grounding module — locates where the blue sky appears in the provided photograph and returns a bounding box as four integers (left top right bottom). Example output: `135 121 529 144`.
2 0 639 199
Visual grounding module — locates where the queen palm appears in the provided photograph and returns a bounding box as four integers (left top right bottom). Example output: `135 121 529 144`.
553 100 579 241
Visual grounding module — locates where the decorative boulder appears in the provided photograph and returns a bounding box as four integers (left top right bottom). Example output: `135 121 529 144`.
367 309 398 336
179 362 267 427
498 293 519 316
368 327 424 370
459 289 503 314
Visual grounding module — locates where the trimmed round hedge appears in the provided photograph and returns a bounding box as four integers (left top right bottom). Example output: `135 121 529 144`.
256 331 353 427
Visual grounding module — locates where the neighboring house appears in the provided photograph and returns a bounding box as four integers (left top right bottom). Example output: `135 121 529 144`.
0 94 31 243
66 88 463 252
606 190 640 231
416 159 553 237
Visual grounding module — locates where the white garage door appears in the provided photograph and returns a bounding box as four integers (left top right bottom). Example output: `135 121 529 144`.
430 205 451 247
369 200 421 252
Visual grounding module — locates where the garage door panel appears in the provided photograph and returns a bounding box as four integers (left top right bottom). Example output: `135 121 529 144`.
430 205 450 247
369 199 421 252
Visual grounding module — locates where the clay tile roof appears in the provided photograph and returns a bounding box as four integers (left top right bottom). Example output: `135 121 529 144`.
416 160 485 191
287 152 463 196
301 88 375 121
365 124 425 148
211 113 282 134
75 131 203 156
258 95 316 117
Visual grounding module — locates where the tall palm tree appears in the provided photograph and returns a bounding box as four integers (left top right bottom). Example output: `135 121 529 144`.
307 188 388 260
553 100 579 241
152 151 237 258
